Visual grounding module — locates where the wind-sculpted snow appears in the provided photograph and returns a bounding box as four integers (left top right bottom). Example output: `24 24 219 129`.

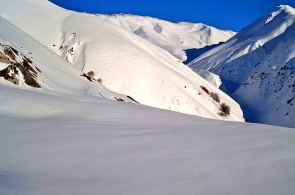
0 0 244 121
189 5 295 127
0 84 295 195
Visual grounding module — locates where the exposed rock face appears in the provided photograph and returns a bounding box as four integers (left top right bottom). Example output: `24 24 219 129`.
0 44 40 88
3 46 17 61
0 51 10 64
0 64 19 85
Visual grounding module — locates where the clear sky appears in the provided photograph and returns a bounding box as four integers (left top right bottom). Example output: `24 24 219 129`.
49 0 295 31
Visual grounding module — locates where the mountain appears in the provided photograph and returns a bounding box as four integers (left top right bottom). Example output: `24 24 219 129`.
97 14 235 61
0 16 138 104
189 5 295 128
0 0 244 121
1 1 295 194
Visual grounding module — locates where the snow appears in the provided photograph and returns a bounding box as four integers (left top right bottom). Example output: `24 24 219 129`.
0 62 9 71
0 16 139 103
0 0 244 122
97 14 235 61
0 2 294 194
1 83 295 195
194 69 222 88
189 5 295 128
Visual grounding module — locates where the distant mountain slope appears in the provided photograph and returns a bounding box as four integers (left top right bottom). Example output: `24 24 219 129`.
97 14 235 61
0 0 244 121
189 5 295 127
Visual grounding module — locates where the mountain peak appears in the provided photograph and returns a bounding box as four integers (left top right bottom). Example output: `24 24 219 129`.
261 4 295 27
277 4 295 13
189 4 295 128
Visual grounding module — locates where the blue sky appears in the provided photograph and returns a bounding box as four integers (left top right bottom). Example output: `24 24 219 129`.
49 0 295 31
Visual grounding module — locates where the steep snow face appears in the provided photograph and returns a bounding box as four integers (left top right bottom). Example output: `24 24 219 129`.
189 5 295 127
0 0 244 121
97 14 235 61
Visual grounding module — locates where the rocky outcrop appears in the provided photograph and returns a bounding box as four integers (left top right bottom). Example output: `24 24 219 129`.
0 64 19 85
0 44 40 88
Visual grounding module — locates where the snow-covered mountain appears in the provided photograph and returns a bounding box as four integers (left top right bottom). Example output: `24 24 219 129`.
1 1 295 194
0 0 244 121
0 16 139 104
189 5 295 128
97 14 235 61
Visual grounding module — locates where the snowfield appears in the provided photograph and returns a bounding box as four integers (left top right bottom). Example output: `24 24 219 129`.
1 84 295 195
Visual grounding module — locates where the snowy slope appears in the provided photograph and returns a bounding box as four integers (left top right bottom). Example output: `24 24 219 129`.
97 14 235 61
0 0 244 121
194 69 222 88
189 5 295 127
0 16 139 104
1 81 295 195
0 2 294 194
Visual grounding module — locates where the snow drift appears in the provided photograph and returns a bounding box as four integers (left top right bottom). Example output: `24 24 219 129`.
1 77 295 195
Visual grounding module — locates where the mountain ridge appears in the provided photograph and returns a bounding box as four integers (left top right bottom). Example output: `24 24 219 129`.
96 13 235 61
189 4 295 127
